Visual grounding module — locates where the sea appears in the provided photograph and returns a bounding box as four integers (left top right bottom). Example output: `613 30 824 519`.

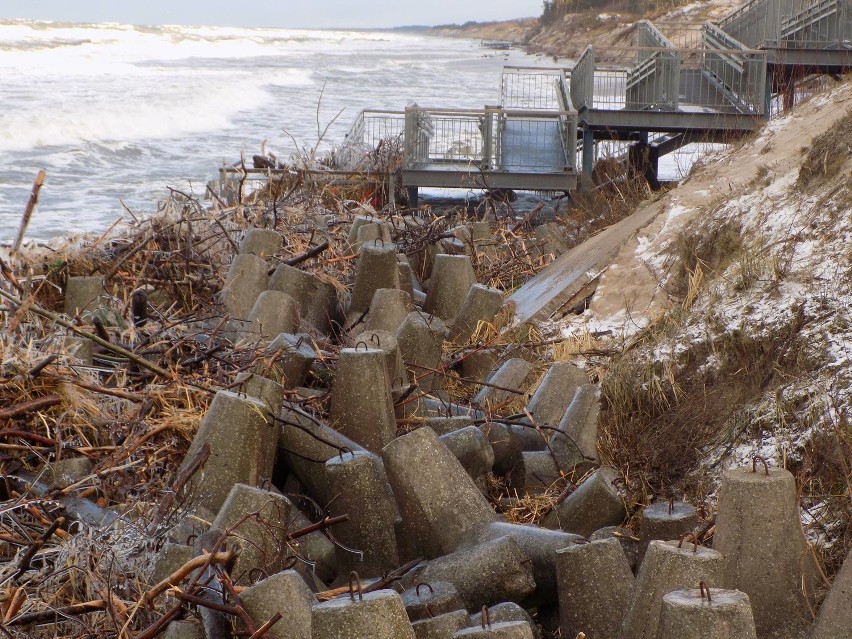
0 20 564 243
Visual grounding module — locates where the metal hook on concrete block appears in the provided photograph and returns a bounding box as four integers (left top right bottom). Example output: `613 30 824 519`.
355 341 369 352
370 333 381 348
699 580 712 603
751 455 770 475
668 496 675 516
415 582 434 597
348 571 364 602
248 567 269 584
480 605 491 629
338 446 354 461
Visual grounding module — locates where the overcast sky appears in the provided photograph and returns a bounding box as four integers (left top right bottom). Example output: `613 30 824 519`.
0 0 544 28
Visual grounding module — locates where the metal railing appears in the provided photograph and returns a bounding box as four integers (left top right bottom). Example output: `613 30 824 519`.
781 0 851 48
403 106 578 173
571 46 597 110
335 109 405 170
702 24 768 114
718 0 800 47
501 66 569 110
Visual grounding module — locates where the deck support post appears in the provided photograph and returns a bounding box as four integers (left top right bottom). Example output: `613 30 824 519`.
581 125 595 182
407 186 419 209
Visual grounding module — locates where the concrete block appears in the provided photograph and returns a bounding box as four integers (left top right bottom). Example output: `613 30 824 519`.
467 604 539 639
657 588 758 639
638 500 699 566
148 543 194 586
712 466 819 639
553 384 600 462
352 329 407 387
162 621 204 639
403 535 536 610
589 526 640 572
311 589 415 639
533 222 568 257
265 333 316 389
348 240 400 315
413 610 469 639
460 349 500 384
480 422 548 476
509 451 563 494
541 466 626 537
401 581 464 621
64 275 103 317
363 288 413 334
330 347 396 453
398 260 418 298
212 484 336 584
240 569 315 639
239 228 282 258
221 254 269 321
325 451 400 577
382 427 498 560
525 362 588 428
245 290 299 343
424 254 476 322
43 456 93 488
474 359 533 408
621 540 723 639
278 405 366 505
65 336 93 364
268 264 338 334
453 621 534 638
427 416 473 436
811 546 852 639
181 390 276 514
232 373 283 414
448 284 504 344
461 520 582 607
555 538 635 639
439 426 495 489
395 312 448 393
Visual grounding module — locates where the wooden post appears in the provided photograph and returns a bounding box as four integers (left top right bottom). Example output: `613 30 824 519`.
11 170 46 257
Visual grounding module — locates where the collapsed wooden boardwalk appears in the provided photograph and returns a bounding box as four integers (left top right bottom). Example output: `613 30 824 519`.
337 0 852 197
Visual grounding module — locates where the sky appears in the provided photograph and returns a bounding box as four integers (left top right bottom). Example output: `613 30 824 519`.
0 0 544 29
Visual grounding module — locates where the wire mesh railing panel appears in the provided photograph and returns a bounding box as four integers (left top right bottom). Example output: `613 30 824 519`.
571 47 596 110
626 49 681 110
501 67 566 110
781 0 851 48
499 116 571 171
719 0 800 47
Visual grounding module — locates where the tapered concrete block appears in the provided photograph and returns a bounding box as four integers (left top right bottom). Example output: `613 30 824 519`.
148 543 194 586
481 422 548 476
239 228 282 258
555 538 635 639
811 546 852 639
713 466 818 639
181 390 276 514
265 333 316 389
509 451 565 494
363 288 413 334
245 290 299 343
461 521 582 606
221 254 269 320
474 359 533 407
638 500 699 565
240 570 315 639
424 254 475 322
589 526 640 572
64 276 104 316
439 426 495 489
467 604 539 639
43 456 94 488
395 312 448 392
352 329 407 387
382 427 498 560
448 284 504 344
325 451 399 577
330 347 396 453
427 416 473 436
621 540 723 639
163 621 203 639
657 588 758 639
401 581 464 621
277 405 366 504
542 467 626 537
268 264 338 334
65 336 94 364
348 240 400 315
413 610 469 639
398 259 418 299
212 484 336 584
311 589 415 639
453 621 534 638
525 362 588 428
232 372 283 413
553 384 600 462
460 349 500 384
534 222 567 257
403 535 536 610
